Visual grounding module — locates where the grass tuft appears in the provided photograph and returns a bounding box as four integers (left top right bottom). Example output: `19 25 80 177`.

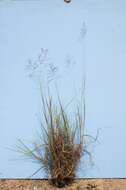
18 85 85 188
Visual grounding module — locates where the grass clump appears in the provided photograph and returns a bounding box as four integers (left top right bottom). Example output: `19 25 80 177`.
18 86 85 188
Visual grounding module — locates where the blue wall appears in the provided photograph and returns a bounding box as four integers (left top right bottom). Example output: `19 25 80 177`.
0 0 126 178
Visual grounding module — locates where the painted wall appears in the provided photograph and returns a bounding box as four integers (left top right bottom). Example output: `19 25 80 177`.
0 0 126 178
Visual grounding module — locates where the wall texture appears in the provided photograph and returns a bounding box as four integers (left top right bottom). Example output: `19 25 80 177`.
0 0 126 178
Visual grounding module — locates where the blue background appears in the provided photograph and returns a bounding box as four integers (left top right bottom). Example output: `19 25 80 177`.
0 0 126 178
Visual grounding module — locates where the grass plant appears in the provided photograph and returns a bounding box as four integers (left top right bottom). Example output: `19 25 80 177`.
17 84 86 188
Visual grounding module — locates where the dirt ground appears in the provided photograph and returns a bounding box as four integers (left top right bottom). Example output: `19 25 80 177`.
0 179 126 190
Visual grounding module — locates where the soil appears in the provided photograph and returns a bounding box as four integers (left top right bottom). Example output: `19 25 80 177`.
0 179 126 190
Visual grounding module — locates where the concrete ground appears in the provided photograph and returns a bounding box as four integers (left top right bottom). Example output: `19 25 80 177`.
0 179 126 190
